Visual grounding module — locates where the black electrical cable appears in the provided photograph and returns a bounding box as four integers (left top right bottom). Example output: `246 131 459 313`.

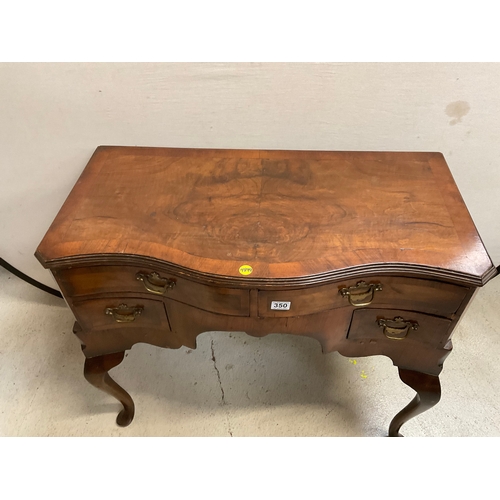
0 257 63 298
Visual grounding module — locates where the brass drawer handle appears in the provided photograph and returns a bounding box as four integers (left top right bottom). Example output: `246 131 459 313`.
377 316 419 340
136 271 176 295
105 304 144 323
339 281 383 307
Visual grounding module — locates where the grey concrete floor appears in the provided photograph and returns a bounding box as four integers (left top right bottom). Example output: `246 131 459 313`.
1 265 499 437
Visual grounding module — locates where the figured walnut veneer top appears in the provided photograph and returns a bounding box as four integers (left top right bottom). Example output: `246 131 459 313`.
36 146 496 286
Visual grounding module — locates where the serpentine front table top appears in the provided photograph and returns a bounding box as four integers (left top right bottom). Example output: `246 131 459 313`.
36 147 494 286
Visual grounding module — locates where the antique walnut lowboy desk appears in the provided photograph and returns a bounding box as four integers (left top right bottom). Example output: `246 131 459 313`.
35 146 498 436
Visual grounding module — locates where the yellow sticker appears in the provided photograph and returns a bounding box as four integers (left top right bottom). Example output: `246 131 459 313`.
239 264 253 276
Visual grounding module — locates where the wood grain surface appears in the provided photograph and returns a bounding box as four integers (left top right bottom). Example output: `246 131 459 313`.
35 146 496 286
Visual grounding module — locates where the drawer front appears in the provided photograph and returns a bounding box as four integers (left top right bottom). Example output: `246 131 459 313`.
257 276 468 317
71 296 170 332
56 266 250 316
347 308 452 348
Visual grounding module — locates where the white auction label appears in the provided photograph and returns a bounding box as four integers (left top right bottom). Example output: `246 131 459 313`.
270 301 291 310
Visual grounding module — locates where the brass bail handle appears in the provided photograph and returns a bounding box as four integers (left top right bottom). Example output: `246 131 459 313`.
105 304 144 323
377 316 419 340
136 271 176 295
339 281 383 307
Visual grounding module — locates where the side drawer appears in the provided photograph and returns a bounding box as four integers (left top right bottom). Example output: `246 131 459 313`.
55 265 250 316
71 296 170 332
257 276 468 318
347 308 452 348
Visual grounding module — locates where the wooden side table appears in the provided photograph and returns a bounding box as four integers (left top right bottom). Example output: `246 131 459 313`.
35 147 497 435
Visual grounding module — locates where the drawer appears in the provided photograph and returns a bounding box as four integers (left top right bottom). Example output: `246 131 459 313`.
347 308 452 348
71 296 170 332
55 266 250 316
257 276 468 317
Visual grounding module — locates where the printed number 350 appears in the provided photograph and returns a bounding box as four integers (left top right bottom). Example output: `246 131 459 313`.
270 301 291 310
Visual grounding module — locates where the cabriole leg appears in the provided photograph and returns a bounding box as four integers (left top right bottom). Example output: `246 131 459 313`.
389 368 441 437
83 351 135 427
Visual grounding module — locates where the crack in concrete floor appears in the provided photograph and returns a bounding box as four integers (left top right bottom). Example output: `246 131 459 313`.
211 339 233 437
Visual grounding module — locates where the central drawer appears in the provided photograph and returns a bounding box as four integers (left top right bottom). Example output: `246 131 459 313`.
55 265 250 316
257 276 468 317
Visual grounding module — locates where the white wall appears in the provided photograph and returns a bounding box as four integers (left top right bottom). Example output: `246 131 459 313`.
1 63 499 288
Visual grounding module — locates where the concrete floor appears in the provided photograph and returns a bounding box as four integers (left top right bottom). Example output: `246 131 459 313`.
1 265 499 437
